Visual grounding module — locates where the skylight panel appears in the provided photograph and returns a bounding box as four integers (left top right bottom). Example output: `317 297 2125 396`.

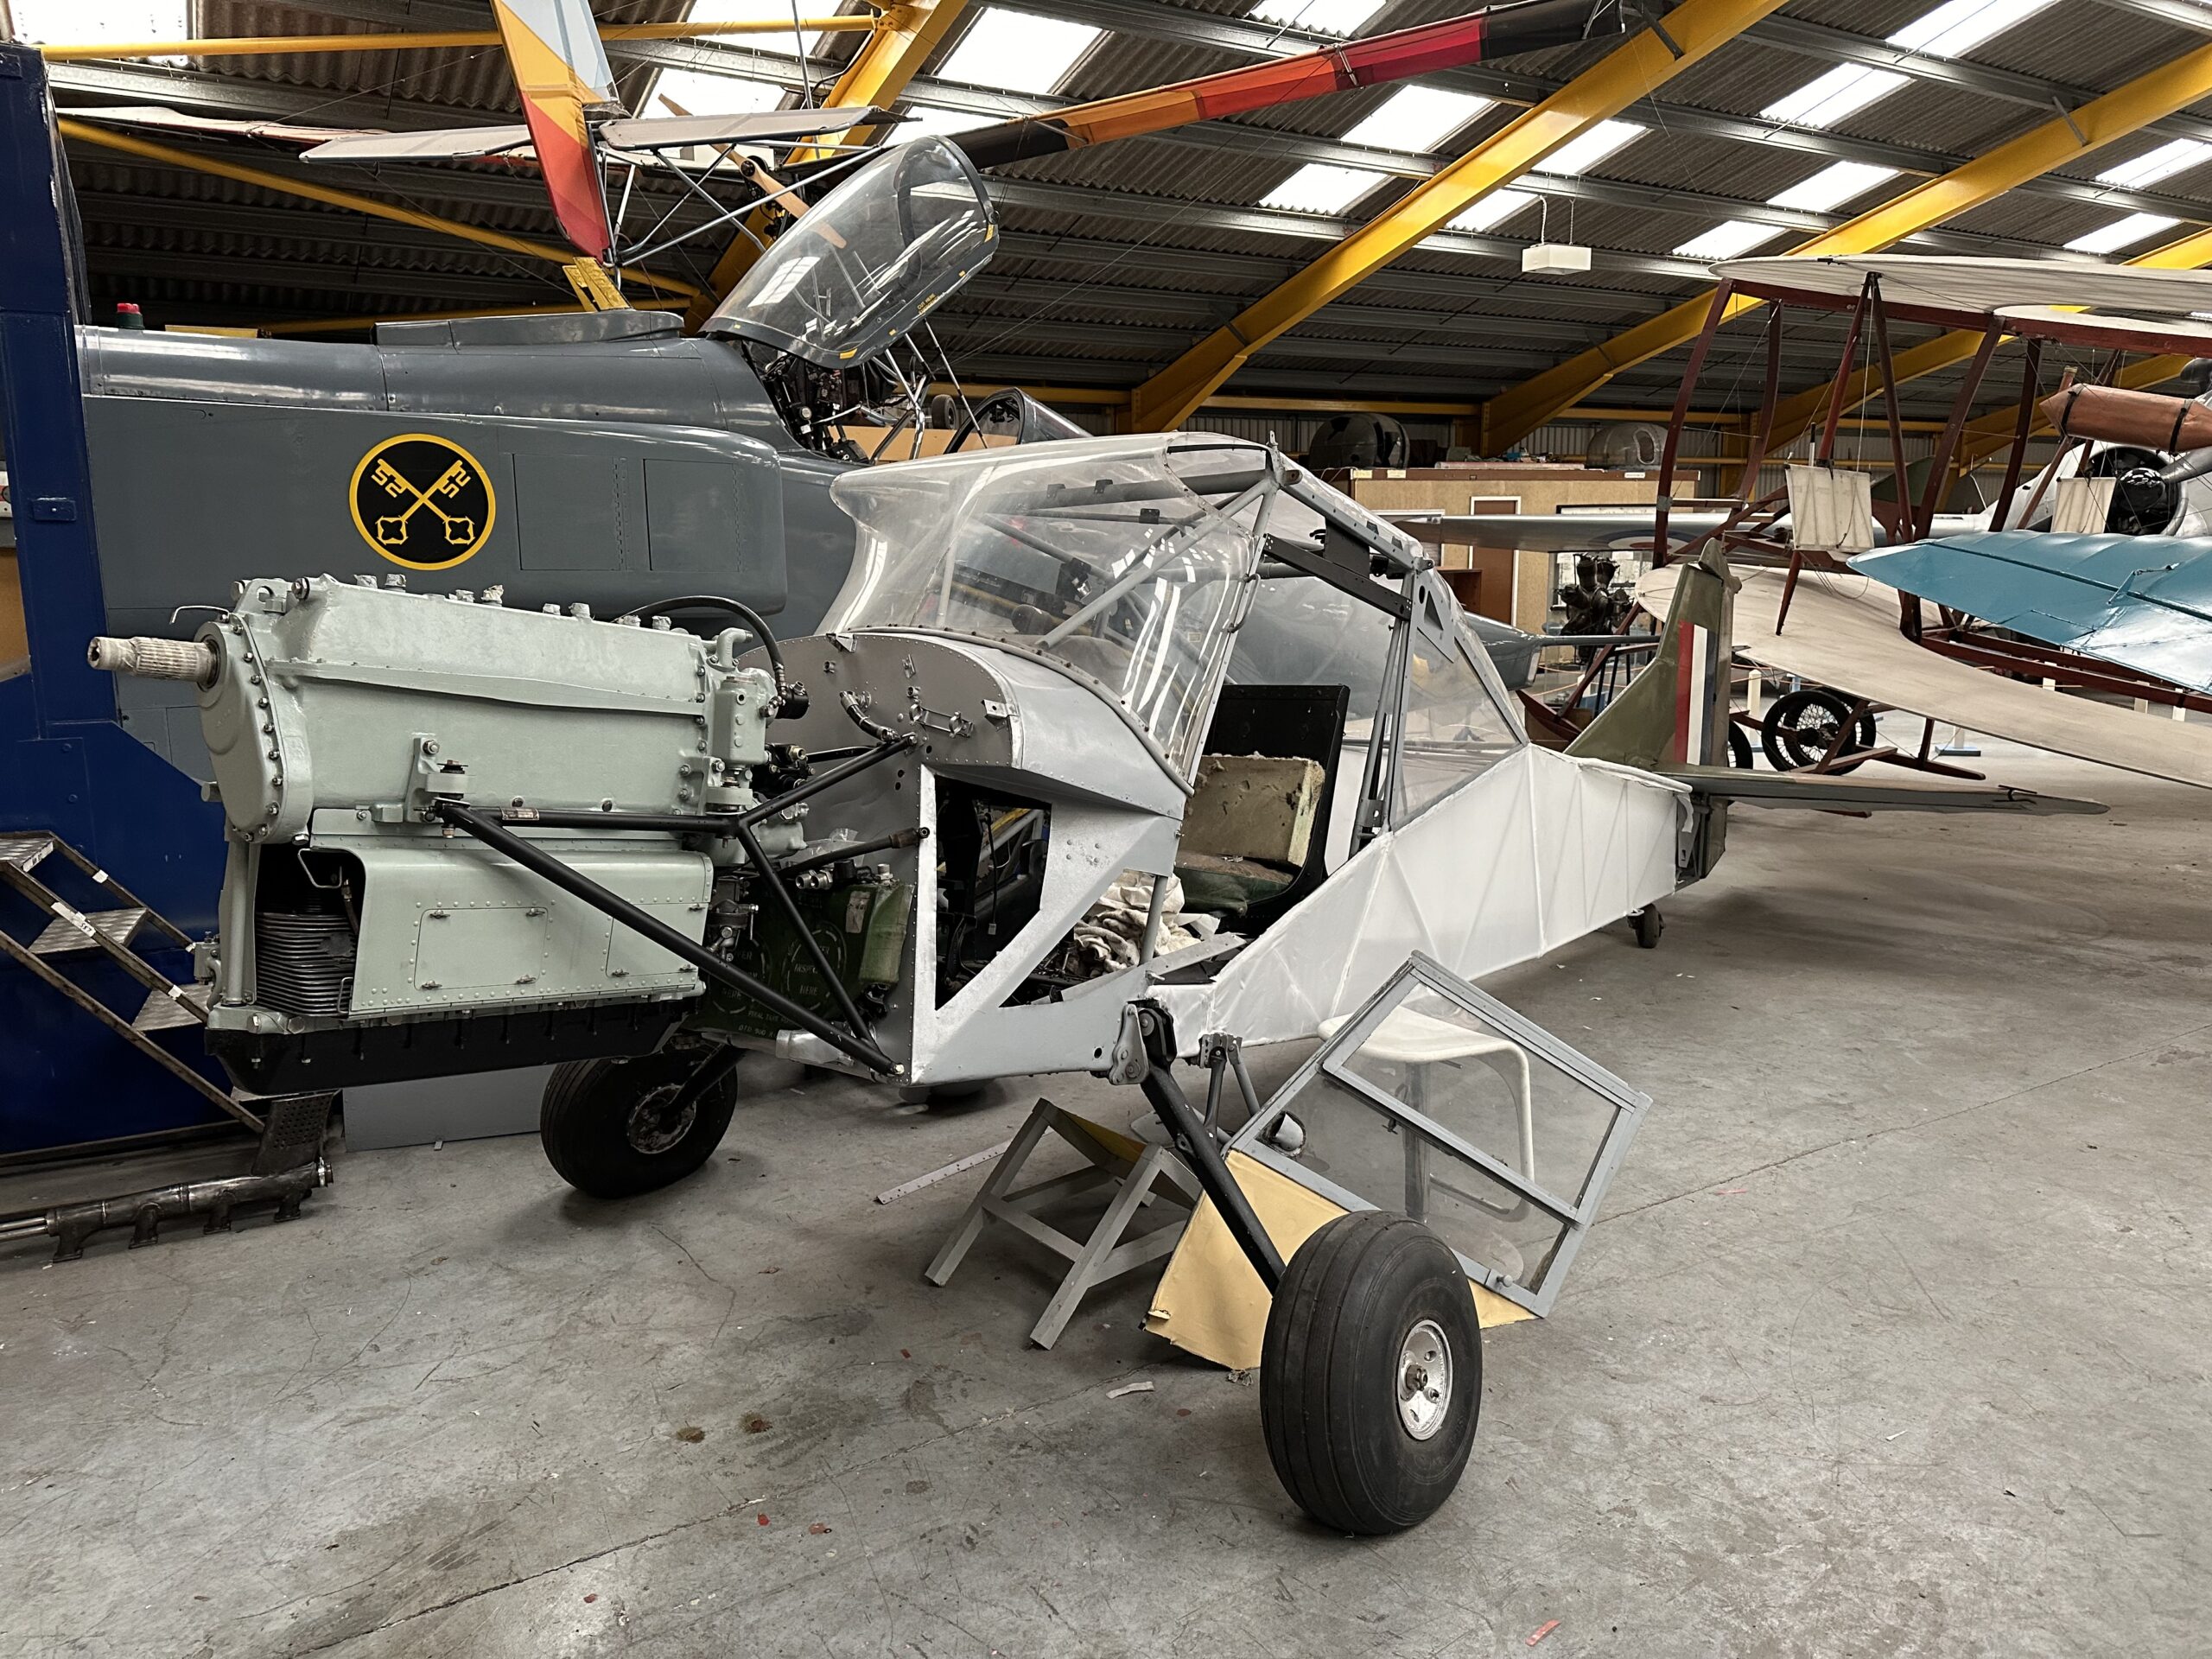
683 0 814 59
11 2 188 63
2064 213 2181 255
2097 138 2212 191
1250 0 1389 39
1889 0 2059 58
1262 163 1389 214
1767 161 1898 213
648 68 785 118
1759 1 2056 134
1760 65 1908 130
1532 120 1641 177
1674 220 1785 260
1339 87 1491 154
938 10 1103 96
1446 188 1537 233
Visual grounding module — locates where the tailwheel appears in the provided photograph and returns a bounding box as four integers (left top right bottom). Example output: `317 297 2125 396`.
1260 1211 1482 1535
1760 688 1877 773
1630 903 1663 949
540 1046 744 1198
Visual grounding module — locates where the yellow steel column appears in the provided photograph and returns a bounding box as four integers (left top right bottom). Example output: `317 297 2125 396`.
684 0 970 329
55 118 701 299
1122 0 1786 434
1476 40 2212 453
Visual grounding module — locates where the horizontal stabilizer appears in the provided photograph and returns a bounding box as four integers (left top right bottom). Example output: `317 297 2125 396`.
62 105 378 147
1390 509 1992 554
302 124 535 163
1661 766 2105 816
599 108 889 149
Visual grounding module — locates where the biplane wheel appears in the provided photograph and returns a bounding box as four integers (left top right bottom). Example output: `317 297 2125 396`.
1631 904 1663 949
1260 1211 1482 1535
1726 721 1755 770
540 1048 742 1199
1760 688 1877 774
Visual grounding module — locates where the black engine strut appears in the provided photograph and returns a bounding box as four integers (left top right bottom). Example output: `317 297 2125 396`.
427 801 897 1076
1132 1002 1286 1292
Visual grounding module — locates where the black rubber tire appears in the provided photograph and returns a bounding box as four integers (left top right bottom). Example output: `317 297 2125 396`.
1760 687 1876 774
1726 720 1755 770
1631 904 1663 949
896 1079 989 1106
540 1048 742 1199
1260 1211 1483 1535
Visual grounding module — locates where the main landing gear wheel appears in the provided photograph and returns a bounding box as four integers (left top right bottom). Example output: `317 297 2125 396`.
1726 721 1755 770
540 1047 743 1199
1260 1211 1483 1535
1760 688 1877 773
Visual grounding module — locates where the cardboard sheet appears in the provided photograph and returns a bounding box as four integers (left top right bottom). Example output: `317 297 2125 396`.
1639 565 2212 791
1144 1150 1533 1371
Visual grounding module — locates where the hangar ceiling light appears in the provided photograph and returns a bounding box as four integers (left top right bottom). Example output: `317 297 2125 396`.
1760 0 2060 130
683 0 817 59
2066 212 2183 254
1262 162 1389 214
1767 160 1899 213
648 67 787 117
1443 187 1536 233
938 9 1103 95
1531 118 1642 177
1339 86 1492 154
1674 219 1783 259
10 1 187 63
2097 138 2212 190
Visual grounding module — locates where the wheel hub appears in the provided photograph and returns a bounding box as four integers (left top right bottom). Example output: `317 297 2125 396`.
625 1083 697 1155
1395 1318 1452 1440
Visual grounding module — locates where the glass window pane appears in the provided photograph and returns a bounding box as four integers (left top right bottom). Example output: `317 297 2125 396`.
1396 630 1520 819
1263 1071 1573 1301
1236 957 1649 1314
1336 984 1617 1212
824 435 1266 772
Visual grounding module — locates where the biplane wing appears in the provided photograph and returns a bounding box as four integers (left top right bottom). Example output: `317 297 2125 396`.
1637 563 2212 791
1851 531 2212 698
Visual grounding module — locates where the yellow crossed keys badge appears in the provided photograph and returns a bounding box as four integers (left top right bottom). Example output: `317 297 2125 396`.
348 434 496 569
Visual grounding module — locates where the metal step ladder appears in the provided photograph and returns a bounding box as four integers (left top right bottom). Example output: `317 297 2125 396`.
0 831 256 1133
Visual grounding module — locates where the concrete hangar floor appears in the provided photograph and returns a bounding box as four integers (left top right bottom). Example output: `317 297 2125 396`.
2 741 2206 1658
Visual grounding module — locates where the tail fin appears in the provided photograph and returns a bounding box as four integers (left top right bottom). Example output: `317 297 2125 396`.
491 0 620 260
1566 543 1737 773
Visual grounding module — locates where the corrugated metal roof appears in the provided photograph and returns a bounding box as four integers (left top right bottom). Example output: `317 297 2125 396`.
22 0 2212 433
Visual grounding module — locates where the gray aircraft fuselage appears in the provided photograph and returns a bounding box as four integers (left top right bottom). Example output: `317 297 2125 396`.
67 307 860 778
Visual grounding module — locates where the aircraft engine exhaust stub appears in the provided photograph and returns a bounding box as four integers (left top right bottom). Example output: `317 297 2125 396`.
87 634 218 686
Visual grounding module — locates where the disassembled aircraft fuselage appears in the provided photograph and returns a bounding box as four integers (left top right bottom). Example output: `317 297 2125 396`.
91 425 1715 1535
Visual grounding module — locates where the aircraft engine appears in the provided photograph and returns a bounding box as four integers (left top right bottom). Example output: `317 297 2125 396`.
87 577 913 1095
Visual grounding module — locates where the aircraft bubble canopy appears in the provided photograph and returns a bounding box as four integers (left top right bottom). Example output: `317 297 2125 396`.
705 137 997 368
822 434 1273 773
